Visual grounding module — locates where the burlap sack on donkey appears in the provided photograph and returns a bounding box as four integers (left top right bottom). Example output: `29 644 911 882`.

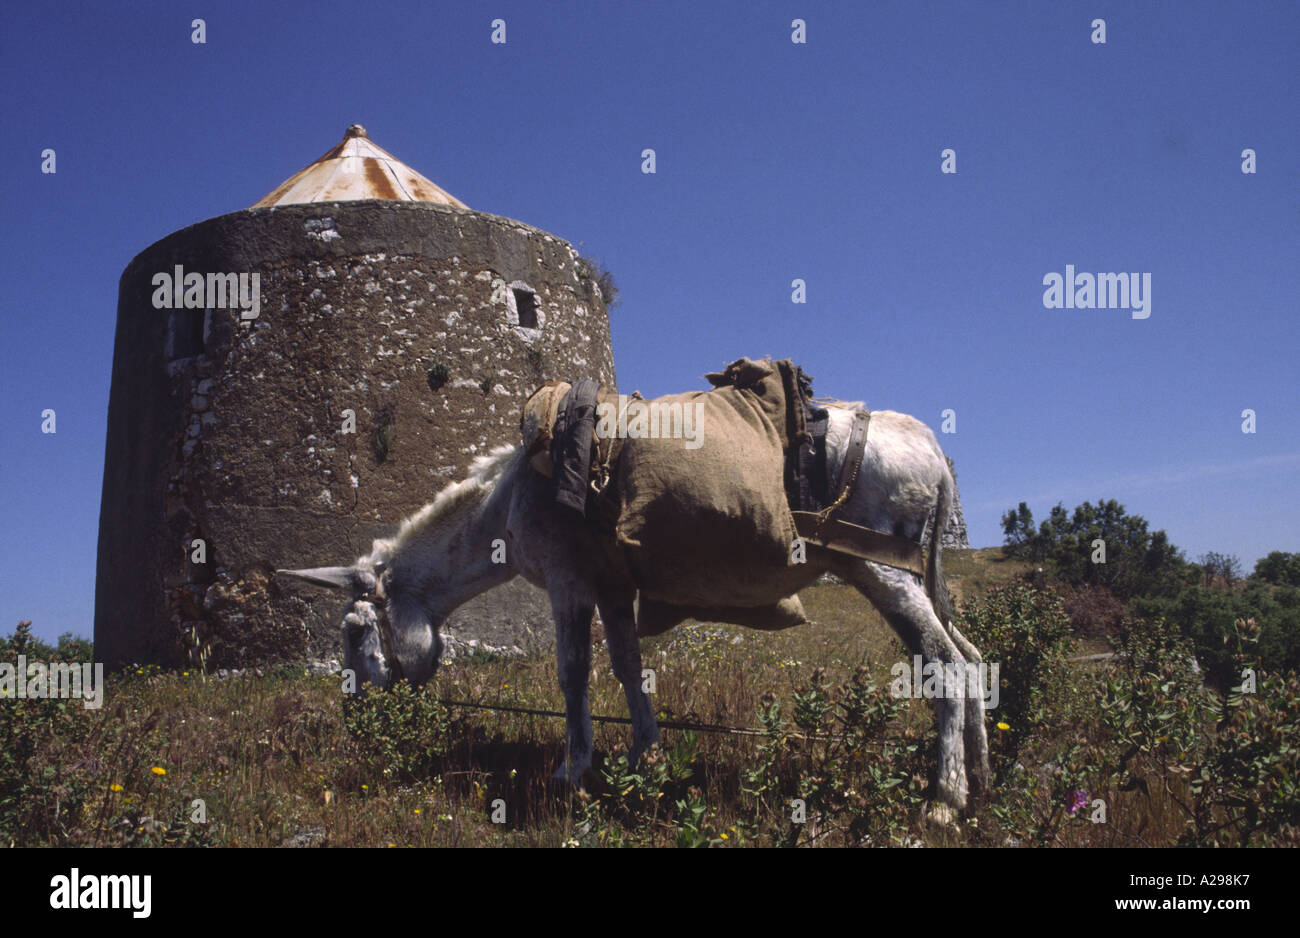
612 358 806 611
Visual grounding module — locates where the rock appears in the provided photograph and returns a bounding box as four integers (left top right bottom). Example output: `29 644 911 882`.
281 825 327 848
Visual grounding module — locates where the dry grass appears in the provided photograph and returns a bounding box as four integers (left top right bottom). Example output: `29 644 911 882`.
8 578 918 847
10 549 1285 847
942 546 1034 605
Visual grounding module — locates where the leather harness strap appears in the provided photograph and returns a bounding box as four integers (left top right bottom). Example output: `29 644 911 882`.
790 408 929 577
834 410 870 508
791 513 927 576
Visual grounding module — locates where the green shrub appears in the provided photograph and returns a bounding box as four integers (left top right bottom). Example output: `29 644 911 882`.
371 402 397 464
427 361 451 391
1252 551 1300 588
0 622 99 843
999 500 1185 598
342 680 456 781
1133 582 1300 689
1097 615 1300 845
578 734 711 847
956 581 1076 770
1191 666 1300 845
739 667 926 847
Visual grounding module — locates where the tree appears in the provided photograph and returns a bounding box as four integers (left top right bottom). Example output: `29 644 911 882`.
1251 551 1300 588
1000 502 1036 558
1199 551 1243 589
1003 498 1185 599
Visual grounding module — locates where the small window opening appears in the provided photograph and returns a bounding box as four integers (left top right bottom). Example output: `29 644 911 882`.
512 288 538 328
169 308 206 359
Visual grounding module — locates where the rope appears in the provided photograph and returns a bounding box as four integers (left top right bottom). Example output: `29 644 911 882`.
434 697 846 742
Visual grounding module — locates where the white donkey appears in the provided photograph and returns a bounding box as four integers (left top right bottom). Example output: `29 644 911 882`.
280 403 990 819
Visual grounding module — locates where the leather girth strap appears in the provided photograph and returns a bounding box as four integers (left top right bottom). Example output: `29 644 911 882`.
791 515 926 576
790 409 927 577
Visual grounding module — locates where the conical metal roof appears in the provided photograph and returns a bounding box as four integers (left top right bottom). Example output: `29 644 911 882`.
251 125 469 209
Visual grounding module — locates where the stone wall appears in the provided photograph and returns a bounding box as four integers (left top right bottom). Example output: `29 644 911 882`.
96 200 614 669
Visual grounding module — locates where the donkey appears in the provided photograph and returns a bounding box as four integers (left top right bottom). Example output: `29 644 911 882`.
280 402 991 820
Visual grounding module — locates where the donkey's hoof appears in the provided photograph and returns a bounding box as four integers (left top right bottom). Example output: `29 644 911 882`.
627 739 659 769
551 759 592 787
922 801 959 829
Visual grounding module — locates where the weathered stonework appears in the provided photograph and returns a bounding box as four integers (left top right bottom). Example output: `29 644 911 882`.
941 481 970 549
96 200 615 669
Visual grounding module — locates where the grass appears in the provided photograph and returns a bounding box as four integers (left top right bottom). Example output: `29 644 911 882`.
5 549 1296 847
942 546 1035 604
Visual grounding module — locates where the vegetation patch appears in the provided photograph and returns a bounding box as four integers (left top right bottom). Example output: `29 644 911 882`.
4 499 1297 846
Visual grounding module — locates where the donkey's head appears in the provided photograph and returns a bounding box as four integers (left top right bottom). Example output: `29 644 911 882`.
277 446 525 693
339 598 391 691
278 537 441 693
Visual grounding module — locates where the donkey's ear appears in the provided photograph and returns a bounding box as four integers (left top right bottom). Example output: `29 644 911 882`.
276 566 366 593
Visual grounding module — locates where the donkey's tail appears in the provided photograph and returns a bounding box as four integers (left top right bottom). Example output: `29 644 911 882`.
925 458 954 629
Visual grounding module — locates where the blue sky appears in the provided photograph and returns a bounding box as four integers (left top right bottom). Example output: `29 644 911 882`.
1 1 1296 642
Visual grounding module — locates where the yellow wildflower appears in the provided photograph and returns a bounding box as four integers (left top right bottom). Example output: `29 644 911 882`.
151 766 166 776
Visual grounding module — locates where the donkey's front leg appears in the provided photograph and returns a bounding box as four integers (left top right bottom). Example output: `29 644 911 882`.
598 593 660 766
551 597 595 784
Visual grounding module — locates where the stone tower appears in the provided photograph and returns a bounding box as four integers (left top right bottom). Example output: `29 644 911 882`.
95 125 616 669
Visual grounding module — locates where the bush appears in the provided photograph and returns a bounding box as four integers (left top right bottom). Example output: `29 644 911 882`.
426 361 451 392
738 668 926 847
1252 552 1300 588
1098 616 1300 846
1 625 93 664
576 255 619 309
342 680 457 781
956 581 1076 770
1099 615 1208 788
578 735 712 847
0 622 97 844
1133 581 1300 690
1192 665 1300 845
999 500 1185 599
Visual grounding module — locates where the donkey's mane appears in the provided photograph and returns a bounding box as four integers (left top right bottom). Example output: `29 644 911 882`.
390 444 523 550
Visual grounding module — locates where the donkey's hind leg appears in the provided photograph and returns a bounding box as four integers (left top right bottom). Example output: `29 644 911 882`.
945 621 992 798
837 557 970 820
597 591 660 766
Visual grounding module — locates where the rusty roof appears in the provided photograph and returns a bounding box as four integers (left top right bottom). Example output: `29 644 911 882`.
251 125 469 209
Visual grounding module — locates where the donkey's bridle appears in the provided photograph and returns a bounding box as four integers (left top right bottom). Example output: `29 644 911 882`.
355 586 404 683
